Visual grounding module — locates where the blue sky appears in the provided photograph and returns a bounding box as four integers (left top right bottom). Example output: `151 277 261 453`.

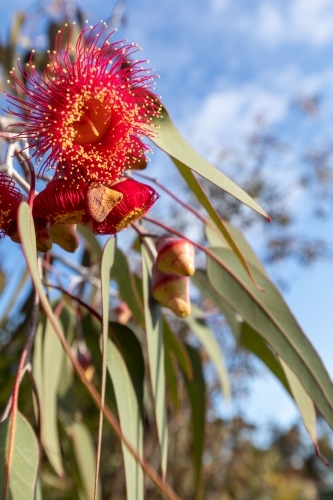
2 0 333 433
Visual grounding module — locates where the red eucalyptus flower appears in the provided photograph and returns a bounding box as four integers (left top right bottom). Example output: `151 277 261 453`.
6 22 160 183
33 177 123 224
93 177 159 234
0 173 22 237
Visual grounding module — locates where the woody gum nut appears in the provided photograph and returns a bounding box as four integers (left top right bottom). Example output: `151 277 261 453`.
50 224 79 253
86 184 123 223
156 237 195 276
152 268 191 318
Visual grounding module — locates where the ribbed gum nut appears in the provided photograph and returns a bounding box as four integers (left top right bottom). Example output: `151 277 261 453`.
152 265 191 318
50 224 79 253
156 237 195 276
86 183 123 223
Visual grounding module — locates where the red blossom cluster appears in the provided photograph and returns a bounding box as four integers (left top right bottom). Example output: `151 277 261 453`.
2 21 160 251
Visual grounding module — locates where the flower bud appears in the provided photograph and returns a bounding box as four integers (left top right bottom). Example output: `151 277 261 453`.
50 224 79 253
152 265 191 318
156 237 195 276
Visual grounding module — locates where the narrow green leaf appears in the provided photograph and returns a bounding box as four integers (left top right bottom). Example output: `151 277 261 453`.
107 322 144 500
206 247 333 429
151 106 269 219
278 357 327 464
182 345 205 499
175 162 259 284
32 323 43 422
0 412 39 500
42 319 65 477
164 348 179 413
113 247 144 325
141 243 168 477
71 421 101 500
95 237 115 499
163 320 193 380
240 323 290 394
205 219 268 275
186 317 230 399
192 270 240 341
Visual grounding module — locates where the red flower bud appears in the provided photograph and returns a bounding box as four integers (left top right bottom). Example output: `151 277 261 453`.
0 173 22 238
93 178 159 235
50 224 79 253
156 237 195 276
152 265 191 318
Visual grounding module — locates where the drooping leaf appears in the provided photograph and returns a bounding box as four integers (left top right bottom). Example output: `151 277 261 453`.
107 322 144 500
0 412 39 500
32 323 43 423
95 237 115 499
206 247 333 429
71 421 101 500
163 319 193 380
278 357 328 465
175 162 258 284
164 348 180 413
192 270 240 341
141 243 168 477
240 323 290 394
41 318 65 477
186 317 230 399
151 106 269 219
113 247 144 325
205 219 267 275
182 345 205 500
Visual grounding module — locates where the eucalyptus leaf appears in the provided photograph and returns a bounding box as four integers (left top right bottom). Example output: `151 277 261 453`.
41 319 65 477
107 322 144 500
151 106 269 219
182 345 205 500
186 317 230 399
95 237 116 499
71 421 101 500
0 412 39 500
206 247 333 429
141 243 168 477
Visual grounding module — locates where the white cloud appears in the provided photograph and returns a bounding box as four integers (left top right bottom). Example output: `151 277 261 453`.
185 83 288 146
210 0 230 13
256 4 284 46
236 0 333 48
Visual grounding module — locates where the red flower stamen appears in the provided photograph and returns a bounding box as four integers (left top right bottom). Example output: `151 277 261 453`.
93 177 159 234
33 178 91 224
6 22 161 183
0 173 22 237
